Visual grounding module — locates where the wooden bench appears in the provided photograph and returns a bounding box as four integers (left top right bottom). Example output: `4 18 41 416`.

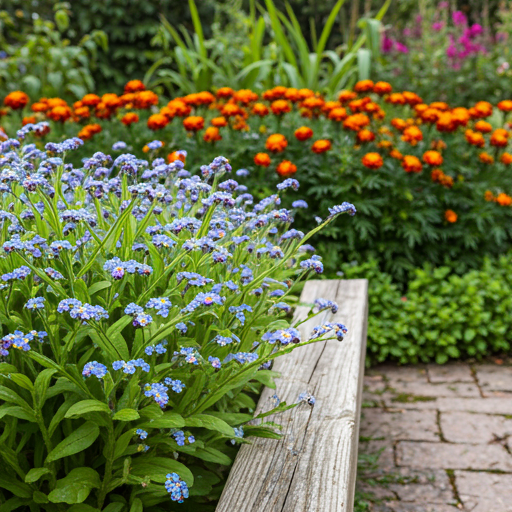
217 279 368 512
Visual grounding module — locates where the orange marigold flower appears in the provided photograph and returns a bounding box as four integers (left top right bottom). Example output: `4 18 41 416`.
168 151 186 164
373 81 392 95
430 101 449 111
500 152 512 165
124 80 146 93
390 149 403 160
203 126 222 142
276 160 297 177
343 113 370 131
451 107 470 126
490 128 509 147
402 155 422 173
414 103 429 115
497 100 512 112
254 152 271 167
263 86 287 101
4 91 29 110
46 98 67 109
121 112 139 126
147 113 169 131
472 101 493 118
216 87 234 98
183 116 204 132
349 98 368 113
439 174 454 188
196 91 215 105
78 123 102 140
134 90 158 109
22 116 36 126
300 108 313 119
445 210 457 223
357 129 375 143
431 169 444 182
479 152 494 164
311 139 332 154
377 140 393 149
436 112 457 132
484 190 495 201
391 118 408 131
354 80 374 92
167 99 191 117
423 150 443 166
31 102 48 113
338 90 357 104
74 106 90 119
496 193 512 206
430 139 447 151
48 105 72 122
252 103 269 117
465 129 485 147
386 93 406 105
401 125 423 145
321 101 341 113
328 107 348 122
364 101 380 114
421 108 441 124
361 152 383 169
234 89 258 104
297 88 315 100
221 103 242 117
101 93 122 109
294 126 313 141
271 99 291 115
301 96 325 110
284 88 300 102
266 133 288 153
211 116 228 127
474 120 492 133
182 93 200 105
403 91 423 106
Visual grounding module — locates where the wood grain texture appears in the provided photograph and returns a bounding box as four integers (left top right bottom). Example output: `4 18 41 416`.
216 279 368 512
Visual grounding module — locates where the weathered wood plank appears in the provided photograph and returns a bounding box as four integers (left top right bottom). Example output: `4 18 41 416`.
217 279 368 512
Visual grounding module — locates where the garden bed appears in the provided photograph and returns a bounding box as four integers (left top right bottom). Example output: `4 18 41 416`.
218 279 368 512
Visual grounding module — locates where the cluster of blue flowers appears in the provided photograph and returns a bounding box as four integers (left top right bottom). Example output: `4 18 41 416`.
0 130 357 503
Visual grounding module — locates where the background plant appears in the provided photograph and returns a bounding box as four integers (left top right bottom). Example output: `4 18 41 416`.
340 257 512 365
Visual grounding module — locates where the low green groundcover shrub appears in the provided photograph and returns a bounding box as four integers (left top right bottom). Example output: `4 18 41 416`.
341 258 512 365
0 132 353 511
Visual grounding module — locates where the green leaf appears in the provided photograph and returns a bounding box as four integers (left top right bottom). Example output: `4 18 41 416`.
138 411 184 429
48 467 101 504
46 421 100 463
88 280 111 296
192 447 232 465
33 369 57 408
113 408 140 421
65 400 111 418
184 414 235 436
68 505 100 512
130 457 193 486
32 491 49 504
0 385 33 412
25 467 51 483
0 474 33 498
129 498 143 512
0 405 36 422
8 373 33 393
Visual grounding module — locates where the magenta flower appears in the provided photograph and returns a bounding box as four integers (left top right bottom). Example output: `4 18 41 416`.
432 21 444 31
395 42 409 54
452 11 467 26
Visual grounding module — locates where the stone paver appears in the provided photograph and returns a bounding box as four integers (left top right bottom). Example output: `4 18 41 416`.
361 409 440 441
474 364 512 396
356 362 512 511
455 471 512 512
441 411 512 444
427 363 474 383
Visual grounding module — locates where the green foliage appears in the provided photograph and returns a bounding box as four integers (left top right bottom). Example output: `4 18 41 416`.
341 257 512 365
0 8 107 101
149 0 389 95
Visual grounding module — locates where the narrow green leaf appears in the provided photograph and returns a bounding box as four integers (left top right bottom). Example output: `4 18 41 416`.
25 467 51 483
113 408 140 421
46 421 100 463
65 399 111 418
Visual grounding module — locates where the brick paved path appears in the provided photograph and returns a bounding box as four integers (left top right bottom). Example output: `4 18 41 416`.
356 363 512 512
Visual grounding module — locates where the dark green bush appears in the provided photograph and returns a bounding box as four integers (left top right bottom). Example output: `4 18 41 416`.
340 257 512 365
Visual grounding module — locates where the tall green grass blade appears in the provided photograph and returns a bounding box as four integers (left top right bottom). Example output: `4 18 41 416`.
357 47 371 80
188 0 206 59
309 17 318 52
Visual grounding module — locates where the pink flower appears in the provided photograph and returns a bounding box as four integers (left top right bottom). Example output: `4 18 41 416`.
395 42 409 54
452 10 467 26
470 23 483 37
438 1 449 9
432 21 444 31
381 34 394 53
